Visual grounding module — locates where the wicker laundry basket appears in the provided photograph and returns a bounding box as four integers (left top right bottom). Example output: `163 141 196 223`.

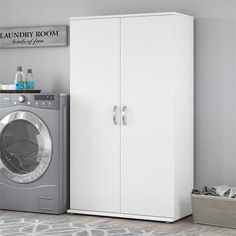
191 194 236 229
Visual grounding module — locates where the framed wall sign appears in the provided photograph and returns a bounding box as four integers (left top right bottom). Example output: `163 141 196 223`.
0 25 68 48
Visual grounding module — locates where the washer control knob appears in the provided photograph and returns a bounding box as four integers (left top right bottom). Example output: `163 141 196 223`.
18 95 25 103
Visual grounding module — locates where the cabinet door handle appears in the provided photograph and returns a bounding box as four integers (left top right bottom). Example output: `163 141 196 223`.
113 105 118 125
122 106 127 125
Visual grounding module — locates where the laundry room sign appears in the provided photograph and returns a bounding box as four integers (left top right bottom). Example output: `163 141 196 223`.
0 25 68 48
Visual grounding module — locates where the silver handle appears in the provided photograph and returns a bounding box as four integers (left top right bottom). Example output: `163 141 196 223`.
122 106 127 125
113 105 118 125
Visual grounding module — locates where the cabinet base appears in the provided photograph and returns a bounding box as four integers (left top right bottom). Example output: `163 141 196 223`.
67 209 181 222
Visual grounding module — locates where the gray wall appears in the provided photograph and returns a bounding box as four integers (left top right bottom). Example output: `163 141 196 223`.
0 0 236 188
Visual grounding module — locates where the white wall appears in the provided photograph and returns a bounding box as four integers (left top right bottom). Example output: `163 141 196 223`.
0 0 236 188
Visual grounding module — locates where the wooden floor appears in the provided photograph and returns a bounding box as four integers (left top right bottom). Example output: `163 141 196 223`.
0 210 236 235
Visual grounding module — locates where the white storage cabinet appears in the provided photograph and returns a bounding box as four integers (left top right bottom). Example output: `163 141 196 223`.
69 12 194 222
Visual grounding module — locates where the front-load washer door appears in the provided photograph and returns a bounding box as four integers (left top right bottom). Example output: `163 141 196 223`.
0 111 52 183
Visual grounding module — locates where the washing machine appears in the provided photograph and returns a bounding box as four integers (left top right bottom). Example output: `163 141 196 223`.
0 93 68 214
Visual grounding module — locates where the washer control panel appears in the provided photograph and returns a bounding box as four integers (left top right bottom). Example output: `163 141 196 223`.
0 93 60 110
33 94 58 109
34 95 55 101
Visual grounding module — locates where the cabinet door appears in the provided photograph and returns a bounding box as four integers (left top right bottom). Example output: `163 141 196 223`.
70 18 121 212
121 16 176 217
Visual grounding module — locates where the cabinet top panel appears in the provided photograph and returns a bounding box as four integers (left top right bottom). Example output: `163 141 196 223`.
70 12 193 21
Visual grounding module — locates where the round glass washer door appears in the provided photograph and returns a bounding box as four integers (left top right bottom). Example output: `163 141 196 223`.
0 111 52 183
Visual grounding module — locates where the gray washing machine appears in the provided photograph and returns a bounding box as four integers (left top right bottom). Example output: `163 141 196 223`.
0 93 68 214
